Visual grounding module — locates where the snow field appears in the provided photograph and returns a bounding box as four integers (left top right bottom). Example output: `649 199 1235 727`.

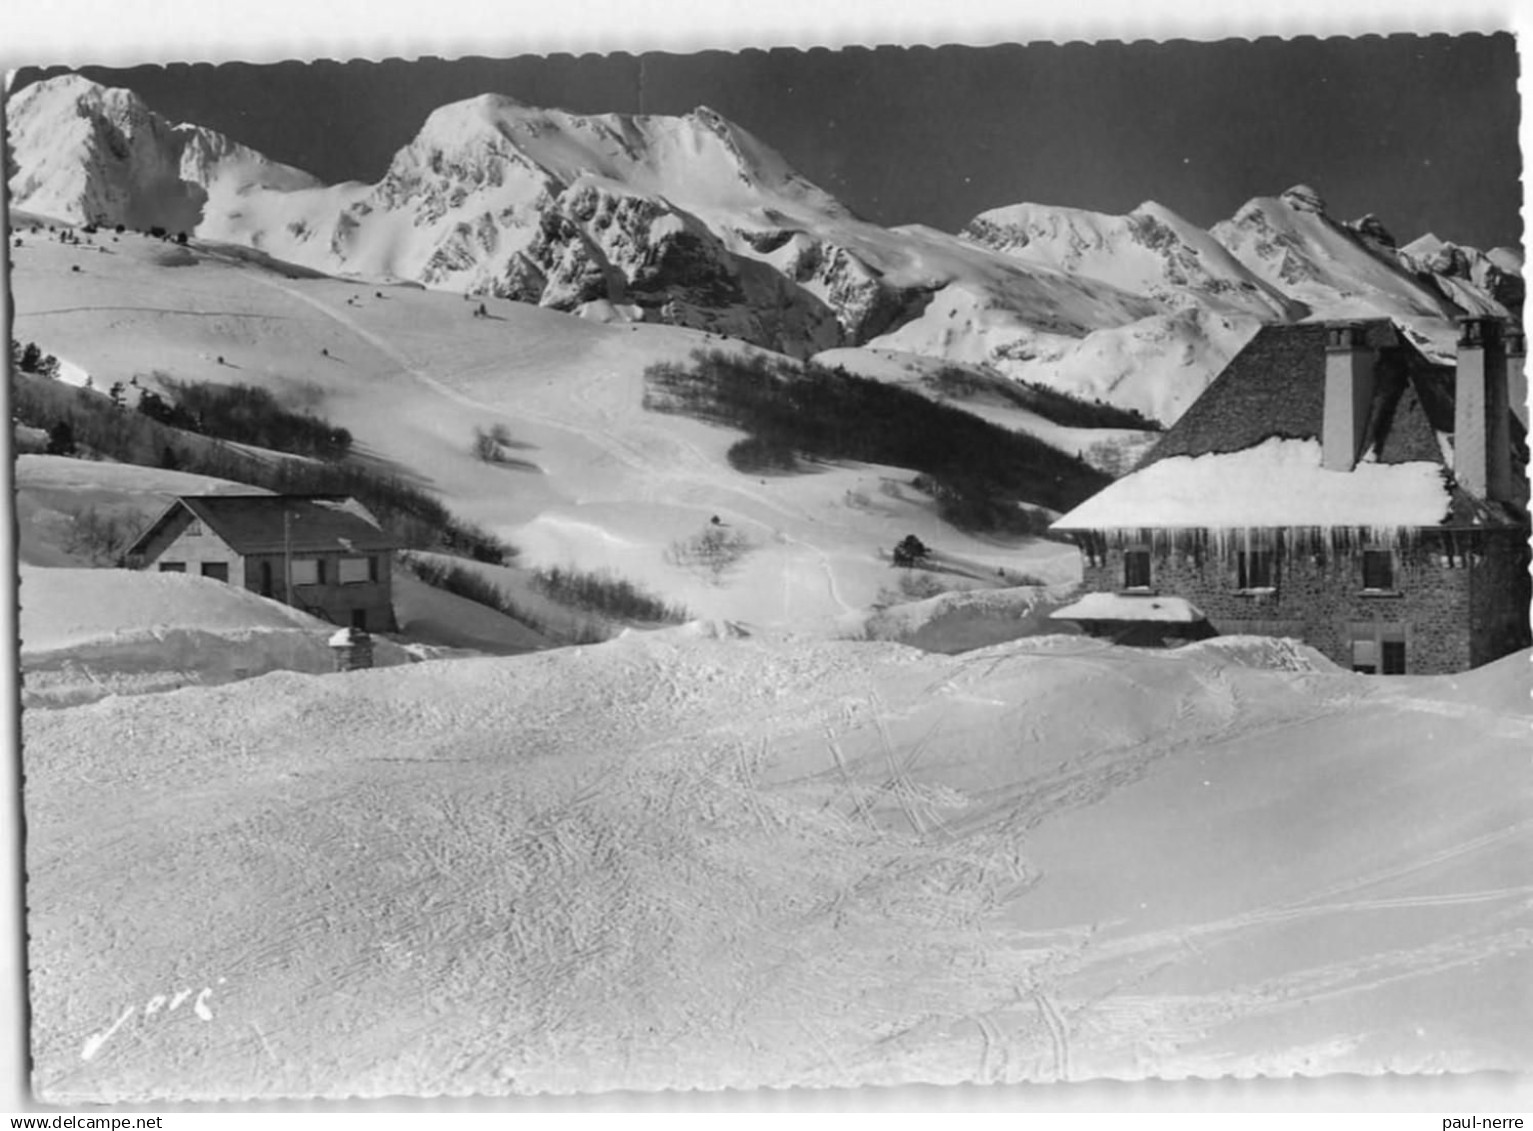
11 234 1083 636
19 632 1533 1098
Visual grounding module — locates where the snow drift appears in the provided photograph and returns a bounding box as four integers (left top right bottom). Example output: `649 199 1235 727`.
19 566 409 707
20 628 1533 1099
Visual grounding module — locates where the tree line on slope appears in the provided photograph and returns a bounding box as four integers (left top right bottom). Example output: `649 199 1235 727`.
12 369 514 564
922 365 1164 432
642 349 1110 532
399 553 687 641
153 377 354 461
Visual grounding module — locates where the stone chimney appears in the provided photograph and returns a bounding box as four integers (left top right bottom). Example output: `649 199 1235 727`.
328 627 374 671
1453 316 1513 502
1505 324 1527 429
1322 322 1375 471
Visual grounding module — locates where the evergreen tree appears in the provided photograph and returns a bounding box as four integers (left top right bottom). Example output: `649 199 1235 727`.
45 421 76 456
893 534 930 568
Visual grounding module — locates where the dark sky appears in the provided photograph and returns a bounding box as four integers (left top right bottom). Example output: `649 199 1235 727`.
12 33 1523 249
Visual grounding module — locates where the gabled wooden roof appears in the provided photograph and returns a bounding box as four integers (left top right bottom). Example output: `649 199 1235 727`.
128 494 398 558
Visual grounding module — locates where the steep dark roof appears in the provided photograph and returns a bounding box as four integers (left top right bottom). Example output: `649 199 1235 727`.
129 494 397 557
1137 319 1453 471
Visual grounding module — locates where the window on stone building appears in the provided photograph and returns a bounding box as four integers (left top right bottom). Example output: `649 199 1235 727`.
1362 549 1395 591
200 562 228 582
159 561 185 573
1237 531 1276 590
1123 548 1151 590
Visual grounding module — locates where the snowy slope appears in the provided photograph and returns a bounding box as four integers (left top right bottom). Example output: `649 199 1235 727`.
20 629 1532 1098
11 229 1081 637
14 453 272 567
866 292 1259 424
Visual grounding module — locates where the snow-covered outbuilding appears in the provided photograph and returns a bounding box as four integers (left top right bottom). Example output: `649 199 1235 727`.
125 494 399 632
1051 316 1530 673
1048 592 1216 648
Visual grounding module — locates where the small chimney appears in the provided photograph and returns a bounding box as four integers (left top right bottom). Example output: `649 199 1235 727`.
328 627 374 671
1322 322 1374 471
1453 316 1513 502
1506 325 1527 429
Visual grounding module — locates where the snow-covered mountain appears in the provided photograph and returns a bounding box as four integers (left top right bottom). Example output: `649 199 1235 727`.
961 199 1307 322
1210 184 1519 361
7 76 1521 420
6 73 320 234
950 199 1311 420
1398 232 1526 317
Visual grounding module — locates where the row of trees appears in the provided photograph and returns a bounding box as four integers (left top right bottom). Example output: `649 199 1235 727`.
11 339 60 380
642 349 1111 525
924 365 1163 432
14 370 514 564
158 378 354 460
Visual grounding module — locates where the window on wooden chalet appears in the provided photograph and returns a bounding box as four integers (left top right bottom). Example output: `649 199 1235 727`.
1236 531 1276 590
290 558 325 586
1122 548 1152 591
337 556 371 585
1361 549 1395 592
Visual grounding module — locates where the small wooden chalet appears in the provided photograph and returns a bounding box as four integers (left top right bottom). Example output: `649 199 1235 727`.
126 494 399 632
1051 316 1531 673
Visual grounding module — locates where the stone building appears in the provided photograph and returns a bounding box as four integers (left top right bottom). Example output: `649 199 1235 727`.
1050 316 1530 673
125 494 399 632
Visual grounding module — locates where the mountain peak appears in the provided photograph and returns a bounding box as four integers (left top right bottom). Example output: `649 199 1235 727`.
1279 184 1327 214
12 73 153 128
7 71 320 230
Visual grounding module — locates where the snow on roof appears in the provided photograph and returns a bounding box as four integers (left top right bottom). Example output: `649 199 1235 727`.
1052 437 1453 531
1050 592 1206 623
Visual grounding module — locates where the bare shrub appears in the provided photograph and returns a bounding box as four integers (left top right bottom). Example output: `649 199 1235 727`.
531 566 689 624
472 422 516 463
665 523 753 584
63 506 138 566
